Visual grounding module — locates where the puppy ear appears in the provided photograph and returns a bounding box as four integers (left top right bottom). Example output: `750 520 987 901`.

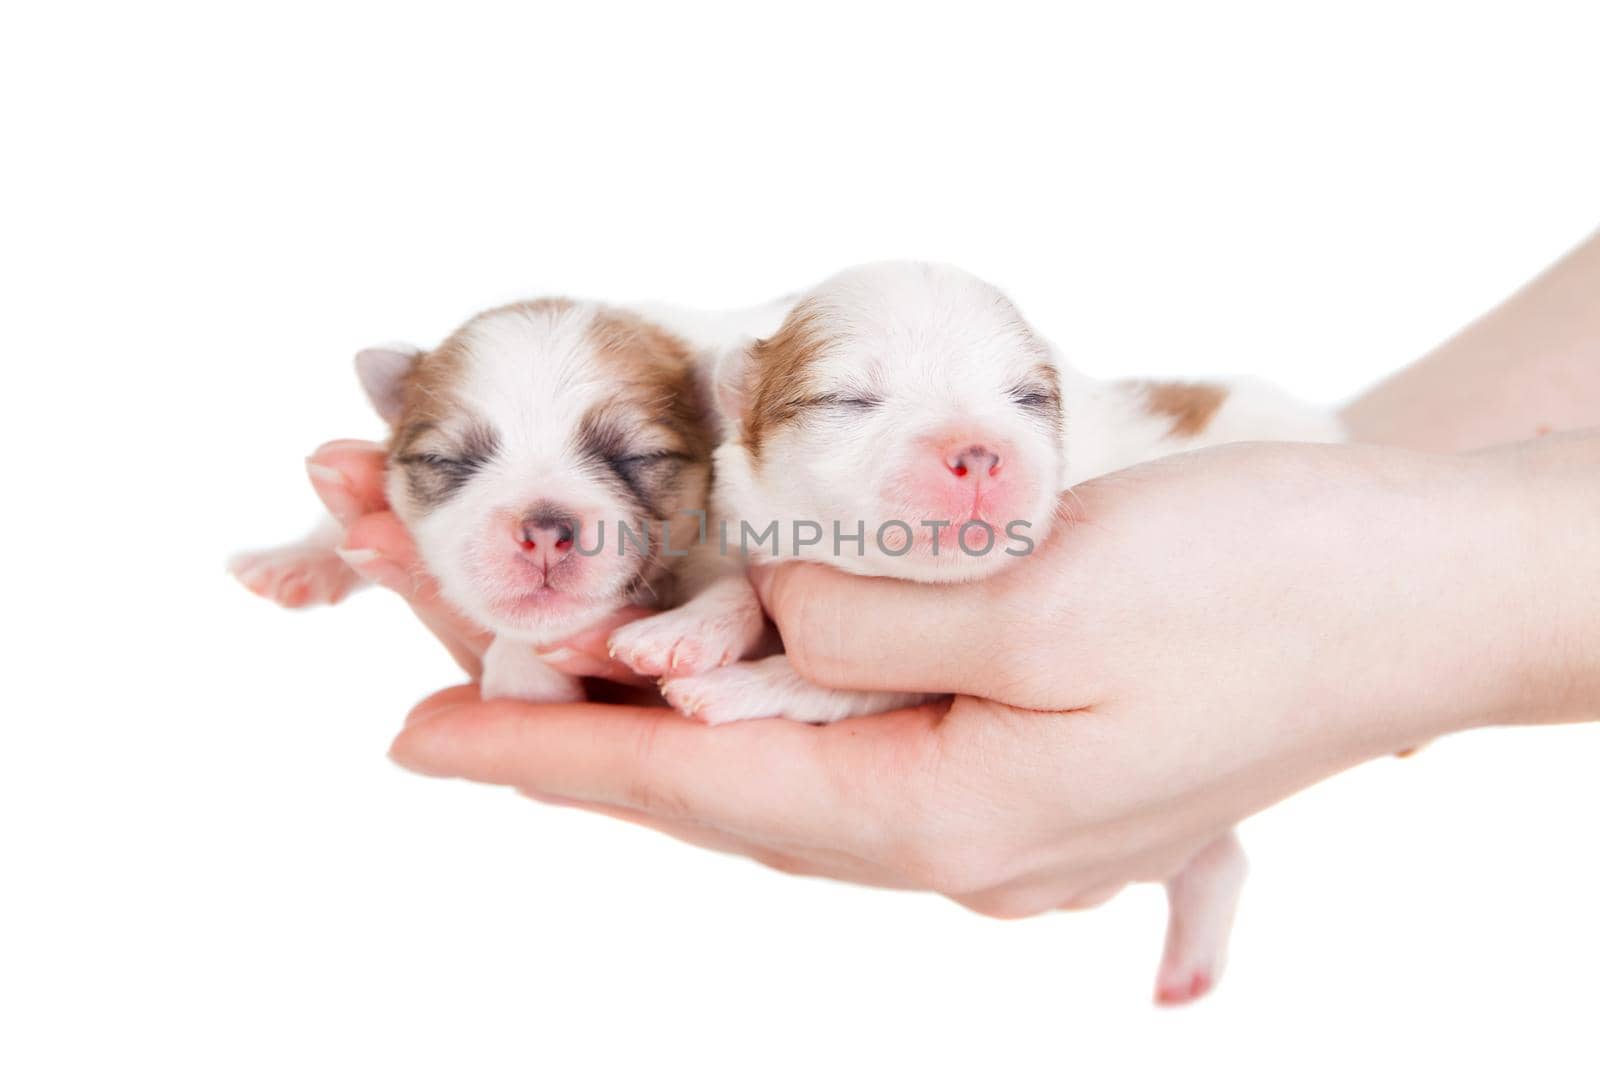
354 345 420 425
710 341 754 425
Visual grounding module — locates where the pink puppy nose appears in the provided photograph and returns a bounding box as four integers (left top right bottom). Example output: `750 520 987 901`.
945 445 1001 480
516 508 576 562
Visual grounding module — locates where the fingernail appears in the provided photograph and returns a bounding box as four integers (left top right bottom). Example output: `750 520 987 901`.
306 460 360 524
306 461 345 483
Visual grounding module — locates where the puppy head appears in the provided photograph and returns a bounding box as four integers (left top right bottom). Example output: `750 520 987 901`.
714 262 1065 582
358 300 710 642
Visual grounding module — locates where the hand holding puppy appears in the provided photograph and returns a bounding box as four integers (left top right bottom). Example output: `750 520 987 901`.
386 433 1600 1002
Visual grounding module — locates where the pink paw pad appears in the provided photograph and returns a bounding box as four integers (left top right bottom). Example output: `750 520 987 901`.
1154 969 1213 1007
610 624 736 680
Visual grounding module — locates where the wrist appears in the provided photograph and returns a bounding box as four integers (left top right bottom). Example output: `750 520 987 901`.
1472 433 1600 728
1405 433 1600 737
1329 435 1599 755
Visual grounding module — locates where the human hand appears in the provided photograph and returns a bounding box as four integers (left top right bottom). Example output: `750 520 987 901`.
388 436 1596 920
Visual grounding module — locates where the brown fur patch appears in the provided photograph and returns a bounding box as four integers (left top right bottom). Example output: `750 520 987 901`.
585 308 712 466
390 298 579 450
1139 381 1229 438
387 297 712 480
741 299 831 460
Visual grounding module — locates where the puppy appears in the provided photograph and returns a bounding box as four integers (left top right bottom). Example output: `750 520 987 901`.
610 261 1343 1004
232 297 788 701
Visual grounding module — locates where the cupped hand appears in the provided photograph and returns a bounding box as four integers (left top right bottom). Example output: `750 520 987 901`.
388 439 1578 917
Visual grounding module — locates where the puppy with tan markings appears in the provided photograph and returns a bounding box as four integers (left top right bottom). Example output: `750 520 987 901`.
613 260 1343 1004
233 296 787 701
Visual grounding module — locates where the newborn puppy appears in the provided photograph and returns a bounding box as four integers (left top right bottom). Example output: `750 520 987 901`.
610 261 1072 717
233 298 739 701
611 260 1343 1004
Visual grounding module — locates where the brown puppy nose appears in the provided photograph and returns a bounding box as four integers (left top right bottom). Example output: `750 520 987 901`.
945 445 1001 480
516 506 576 563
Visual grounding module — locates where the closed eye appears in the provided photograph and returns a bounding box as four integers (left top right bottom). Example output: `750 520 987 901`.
613 450 688 468
1009 388 1056 410
811 393 883 410
400 452 473 470
396 449 490 507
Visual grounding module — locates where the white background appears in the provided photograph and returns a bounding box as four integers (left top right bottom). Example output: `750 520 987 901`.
4 2 1597 1063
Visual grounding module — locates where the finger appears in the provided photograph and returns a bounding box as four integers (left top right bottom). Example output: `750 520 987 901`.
306 439 389 525
341 513 492 662
402 688 805 860
404 684 478 728
339 511 437 601
750 563 1006 696
389 688 936 848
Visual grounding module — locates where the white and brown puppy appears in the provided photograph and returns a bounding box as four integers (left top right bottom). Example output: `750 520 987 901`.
610 260 1343 1004
233 298 774 701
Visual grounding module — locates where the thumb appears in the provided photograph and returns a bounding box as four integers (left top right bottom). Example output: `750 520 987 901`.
751 563 1007 697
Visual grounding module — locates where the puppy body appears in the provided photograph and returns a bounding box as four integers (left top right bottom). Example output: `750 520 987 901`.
611 260 1343 1005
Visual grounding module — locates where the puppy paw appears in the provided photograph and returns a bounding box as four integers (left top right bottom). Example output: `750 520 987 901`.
662 656 926 726
660 664 782 726
229 544 366 608
609 602 762 679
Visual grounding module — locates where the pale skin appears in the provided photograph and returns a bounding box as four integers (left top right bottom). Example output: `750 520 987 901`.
310 232 1600 939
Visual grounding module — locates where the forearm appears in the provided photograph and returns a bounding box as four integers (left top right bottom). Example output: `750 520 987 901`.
1342 231 1600 452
